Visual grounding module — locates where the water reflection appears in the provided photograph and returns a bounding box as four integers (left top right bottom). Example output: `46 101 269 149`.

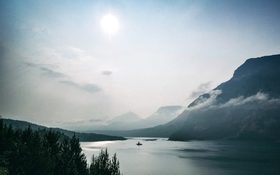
81 138 280 175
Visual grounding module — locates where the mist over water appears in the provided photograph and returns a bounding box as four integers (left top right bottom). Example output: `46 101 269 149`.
81 138 280 175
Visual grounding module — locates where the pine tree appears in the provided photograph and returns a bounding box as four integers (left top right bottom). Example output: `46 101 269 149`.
70 135 89 175
89 149 121 175
110 153 121 175
0 120 121 175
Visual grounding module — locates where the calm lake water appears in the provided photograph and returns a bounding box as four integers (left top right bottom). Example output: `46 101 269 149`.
81 138 280 175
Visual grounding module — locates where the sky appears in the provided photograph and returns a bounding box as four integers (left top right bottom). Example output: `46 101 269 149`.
0 0 280 125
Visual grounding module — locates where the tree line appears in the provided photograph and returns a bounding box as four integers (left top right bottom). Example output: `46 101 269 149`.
0 119 122 175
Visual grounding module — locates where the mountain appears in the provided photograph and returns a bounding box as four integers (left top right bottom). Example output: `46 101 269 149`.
57 119 109 131
61 106 183 132
92 106 183 136
95 54 280 141
90 106 183 134
135 105 184 128
56 112 142 131
109 112 141 123
189 54 280 107
104 107 184 130
2 118 125 141
169 96 280 141
170 54 280 141
105 112 142 130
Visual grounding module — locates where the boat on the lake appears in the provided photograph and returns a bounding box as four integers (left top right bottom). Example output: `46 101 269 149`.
136 141 142 146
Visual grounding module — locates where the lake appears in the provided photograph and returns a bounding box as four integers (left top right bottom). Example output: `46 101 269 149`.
81 138 280 175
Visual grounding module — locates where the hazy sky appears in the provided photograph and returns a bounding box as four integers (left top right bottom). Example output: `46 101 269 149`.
1 0 280 124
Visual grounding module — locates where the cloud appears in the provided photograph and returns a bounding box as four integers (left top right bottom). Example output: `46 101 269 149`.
24 61 101 93
101 70 112 76
39 67 67 78
173 91 280 141
82 84 102 93
24 62 66 78
179 91 280 135
189 91 280 112
60 80 101 93
189 90 222 110
188 82 212 99
220 92 270 108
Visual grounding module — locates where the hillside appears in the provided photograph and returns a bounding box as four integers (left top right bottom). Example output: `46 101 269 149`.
189 54 280 107
170 54 280 141
2 118 126 141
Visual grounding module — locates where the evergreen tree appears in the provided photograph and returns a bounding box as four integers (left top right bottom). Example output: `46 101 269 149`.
89 149 121 175
110 153 121 175
70 135 89 175
0 119 121 175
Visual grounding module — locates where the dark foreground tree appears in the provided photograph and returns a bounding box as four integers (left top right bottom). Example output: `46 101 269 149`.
89 149 121 175
110 153 121 175
0 119 122 175
0 119 89 175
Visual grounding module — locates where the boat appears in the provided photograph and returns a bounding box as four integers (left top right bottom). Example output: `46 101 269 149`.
136 141 142 146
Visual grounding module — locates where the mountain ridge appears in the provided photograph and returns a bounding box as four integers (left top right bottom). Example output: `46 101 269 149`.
170 54 280 141
189 54 280 107
2 117 126 141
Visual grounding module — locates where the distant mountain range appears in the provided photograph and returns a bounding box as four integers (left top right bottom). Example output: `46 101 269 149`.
94 54 280 141
106 106 184 130
60 106 183 131
104 112 142 130
138 106 184 128
1 118 125 141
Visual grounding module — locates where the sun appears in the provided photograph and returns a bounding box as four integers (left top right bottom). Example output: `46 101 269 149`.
100 14 120 35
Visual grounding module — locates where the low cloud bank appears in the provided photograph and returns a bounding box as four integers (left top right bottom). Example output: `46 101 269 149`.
188 91 280 111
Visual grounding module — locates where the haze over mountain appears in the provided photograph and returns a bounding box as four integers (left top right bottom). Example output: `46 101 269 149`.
106 112 142 129
59 112 141 131
95 55 280 141
188 55 280 107
60 106 183 131
134 105 184 128
169 54 280 141
103 106 184 130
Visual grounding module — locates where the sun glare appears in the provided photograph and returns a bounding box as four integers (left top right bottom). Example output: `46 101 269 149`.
100 14 120 35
